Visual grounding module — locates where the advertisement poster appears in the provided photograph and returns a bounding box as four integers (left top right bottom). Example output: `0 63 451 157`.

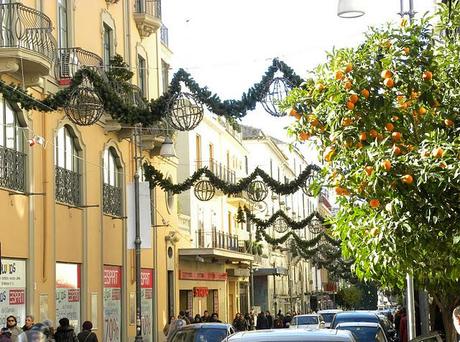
56 263 81 331
0 259 26 325
104 266 122 342
141 269 153 342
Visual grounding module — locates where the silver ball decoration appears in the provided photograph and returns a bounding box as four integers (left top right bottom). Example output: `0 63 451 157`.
308 217 324 234
247 180 268 202
273 217 288 233
64 85 104 126
194 180 215 201
167 92 204 131
260 77 292 117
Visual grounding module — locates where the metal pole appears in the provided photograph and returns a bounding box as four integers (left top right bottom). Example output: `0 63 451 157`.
273 262 277 314
248 218 255 309
134 125 143 342
406 273 416 340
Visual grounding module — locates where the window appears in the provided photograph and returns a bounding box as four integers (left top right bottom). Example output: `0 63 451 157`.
103 147 122 216
55 125 80 205
161 59 169 94
0 98 25 192
57 0 69 49
195 134 201 169
103 23 113 68
165 177 174 214
137 54 147 97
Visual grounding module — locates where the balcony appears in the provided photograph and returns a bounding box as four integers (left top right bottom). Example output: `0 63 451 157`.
197 229 239 251
197 159 236 184
110 82 147 109
103 183 122 217
133 0 162 38
55 47 104 85
55 166 80 206
0 3 56 83
0 146 25 193
160 24 169 47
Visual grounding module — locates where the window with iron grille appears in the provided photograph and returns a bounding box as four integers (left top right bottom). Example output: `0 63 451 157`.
103 23 113 69
55 125 80 206
0 97 25 192
161 59 169 94
103 147 122 216
57 0 69 49
137 54 147 97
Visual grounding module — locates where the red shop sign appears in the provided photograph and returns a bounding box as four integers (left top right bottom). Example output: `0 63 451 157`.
179 271 227 281
140 269 154 289
104 266 122 288
193 287 209 297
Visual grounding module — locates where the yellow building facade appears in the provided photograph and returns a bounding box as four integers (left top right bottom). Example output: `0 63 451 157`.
0 1 178 341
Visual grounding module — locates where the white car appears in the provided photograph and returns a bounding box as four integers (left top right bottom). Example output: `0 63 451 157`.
289 314 325 329
226 329 357 342
335 322 388 342
318 309 343 328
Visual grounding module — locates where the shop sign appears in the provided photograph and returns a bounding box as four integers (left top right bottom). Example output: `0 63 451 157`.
141 269 153 342
104 266 122 342
179 271 227 281
0 259 26 325
193 287 209 297
56 263 81 331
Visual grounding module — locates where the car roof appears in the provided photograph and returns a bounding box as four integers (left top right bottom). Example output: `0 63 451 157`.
336 322 381 328
227 328 355 342
318 309 343 313
335 311 378 318
293 314 321 318
179 323 232 330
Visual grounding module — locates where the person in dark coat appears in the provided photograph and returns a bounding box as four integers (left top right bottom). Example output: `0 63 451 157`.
233 313 247 332
22 315 34 332
54 318 78 342
256 312 269 330
266 311 273 329
202 311 210 322
399 308 408 342
77 321 98 342
0 328 12 342
209 313 222 323
193 314 202 323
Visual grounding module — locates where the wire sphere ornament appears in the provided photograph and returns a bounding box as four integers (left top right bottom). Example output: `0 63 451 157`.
194 180 216 201
273 217 288 234
64 85 104 126
167 92 204 131
302 169 319 197
261 77 293 117
308 217 324 234
247 180 268 202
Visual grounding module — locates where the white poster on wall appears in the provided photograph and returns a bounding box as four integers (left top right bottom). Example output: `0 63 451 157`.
0 259 26 326
56 263 81 332
104 266 122 342
141 269 154 342
127 182 152 249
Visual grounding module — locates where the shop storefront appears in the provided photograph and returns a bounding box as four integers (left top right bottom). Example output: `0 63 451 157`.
56 263 81 331
0 258 26 325
103 265 122 342
141 269 154 342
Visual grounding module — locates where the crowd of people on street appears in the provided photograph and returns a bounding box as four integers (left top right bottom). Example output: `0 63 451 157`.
0 315 98 342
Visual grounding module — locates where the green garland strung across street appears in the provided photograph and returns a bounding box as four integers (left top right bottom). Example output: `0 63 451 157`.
239 206 324 230
0 58 303 125
143 163 320 195
255 228 341 249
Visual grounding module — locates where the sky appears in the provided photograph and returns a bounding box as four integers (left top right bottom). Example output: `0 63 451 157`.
162 0 437 141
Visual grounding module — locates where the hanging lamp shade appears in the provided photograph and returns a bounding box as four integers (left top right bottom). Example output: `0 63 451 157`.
160 136 176 158
337 0 365 18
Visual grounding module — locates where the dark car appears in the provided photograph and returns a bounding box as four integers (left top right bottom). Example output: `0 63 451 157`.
169 323 235 342
331 311 395 341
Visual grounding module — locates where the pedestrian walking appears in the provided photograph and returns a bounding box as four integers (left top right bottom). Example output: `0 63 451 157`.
266 311 273 329
202 311 210 322
4 316 21 342
22 316 34 332
42 320 55 342
256 312 269 330
193 314 202 323
54 318 78 342
233 313 247 332
209 313 221 323
399 308 408 342
178 311 190 325
77 321 98 342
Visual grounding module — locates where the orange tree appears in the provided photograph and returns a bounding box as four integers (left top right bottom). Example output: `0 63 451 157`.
284 5 460 340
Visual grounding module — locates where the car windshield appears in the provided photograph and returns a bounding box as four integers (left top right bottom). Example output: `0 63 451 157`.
333 314 378 327
321 313 336 323
337 326 378 342
293 316 319 325
172 328 227 342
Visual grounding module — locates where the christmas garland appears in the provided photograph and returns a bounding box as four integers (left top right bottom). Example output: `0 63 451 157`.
0 58 303 125
143 163 320 195
255 228 340 249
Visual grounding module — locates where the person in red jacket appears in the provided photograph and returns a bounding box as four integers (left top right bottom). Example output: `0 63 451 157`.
399 308 408 342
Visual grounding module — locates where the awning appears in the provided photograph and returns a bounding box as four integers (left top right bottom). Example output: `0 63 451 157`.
179 247 254 262
253 267 288 276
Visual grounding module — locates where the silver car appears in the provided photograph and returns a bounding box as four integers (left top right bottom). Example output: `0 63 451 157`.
226 328 357 341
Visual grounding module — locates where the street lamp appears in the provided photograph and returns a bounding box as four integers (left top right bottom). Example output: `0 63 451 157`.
160 136 176 158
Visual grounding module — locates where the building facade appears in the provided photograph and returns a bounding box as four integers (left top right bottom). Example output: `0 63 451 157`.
0 1 178 341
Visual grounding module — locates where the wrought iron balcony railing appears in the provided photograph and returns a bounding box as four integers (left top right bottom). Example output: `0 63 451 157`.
0 146 25 192
160 24 169 47
103 183 122 217
55 166 80 206
110 82 147 109
0 3 56 61
55 47 104 81
196 160 236 184
196 229 239 252
134 0 161 18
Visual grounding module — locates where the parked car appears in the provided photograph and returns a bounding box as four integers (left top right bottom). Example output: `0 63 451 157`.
336 322 388 342
318 309 343 328
409 332 443 342
226 328 357 342
289 314 325 329
168 323 235 342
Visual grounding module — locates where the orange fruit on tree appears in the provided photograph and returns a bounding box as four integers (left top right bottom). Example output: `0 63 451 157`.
410 91 420 99
299 131 310 141
432 147 444 158
345 63 353 73
359 132 367 141
335 70 344 80
335 186 350 196
384 78 395 88
356 142 364 149
344 81 353 90
382 159 392 171
306 114 317 122
369 129 378 139
397 95 406 104
311 118 320 127
349 94 359 104
346 101 355 110
369 199 380 208
289 108 298 117
392 131 402 142
418 107 427 115
444 119 454 127
391 115 399 122
365 166 374 176
361 89 370 99
392 145 402 156
422 71 433 81
324 146 335 162
381 70 393 79
402 174 414 184
385 123 394 132
342 117 353 127
315 83 325 92
439 162 447 169
403 47 410 55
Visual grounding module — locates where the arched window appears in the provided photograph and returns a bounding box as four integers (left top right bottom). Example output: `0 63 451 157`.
55 125 81 205
103 147 122 216
0 97 25 192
